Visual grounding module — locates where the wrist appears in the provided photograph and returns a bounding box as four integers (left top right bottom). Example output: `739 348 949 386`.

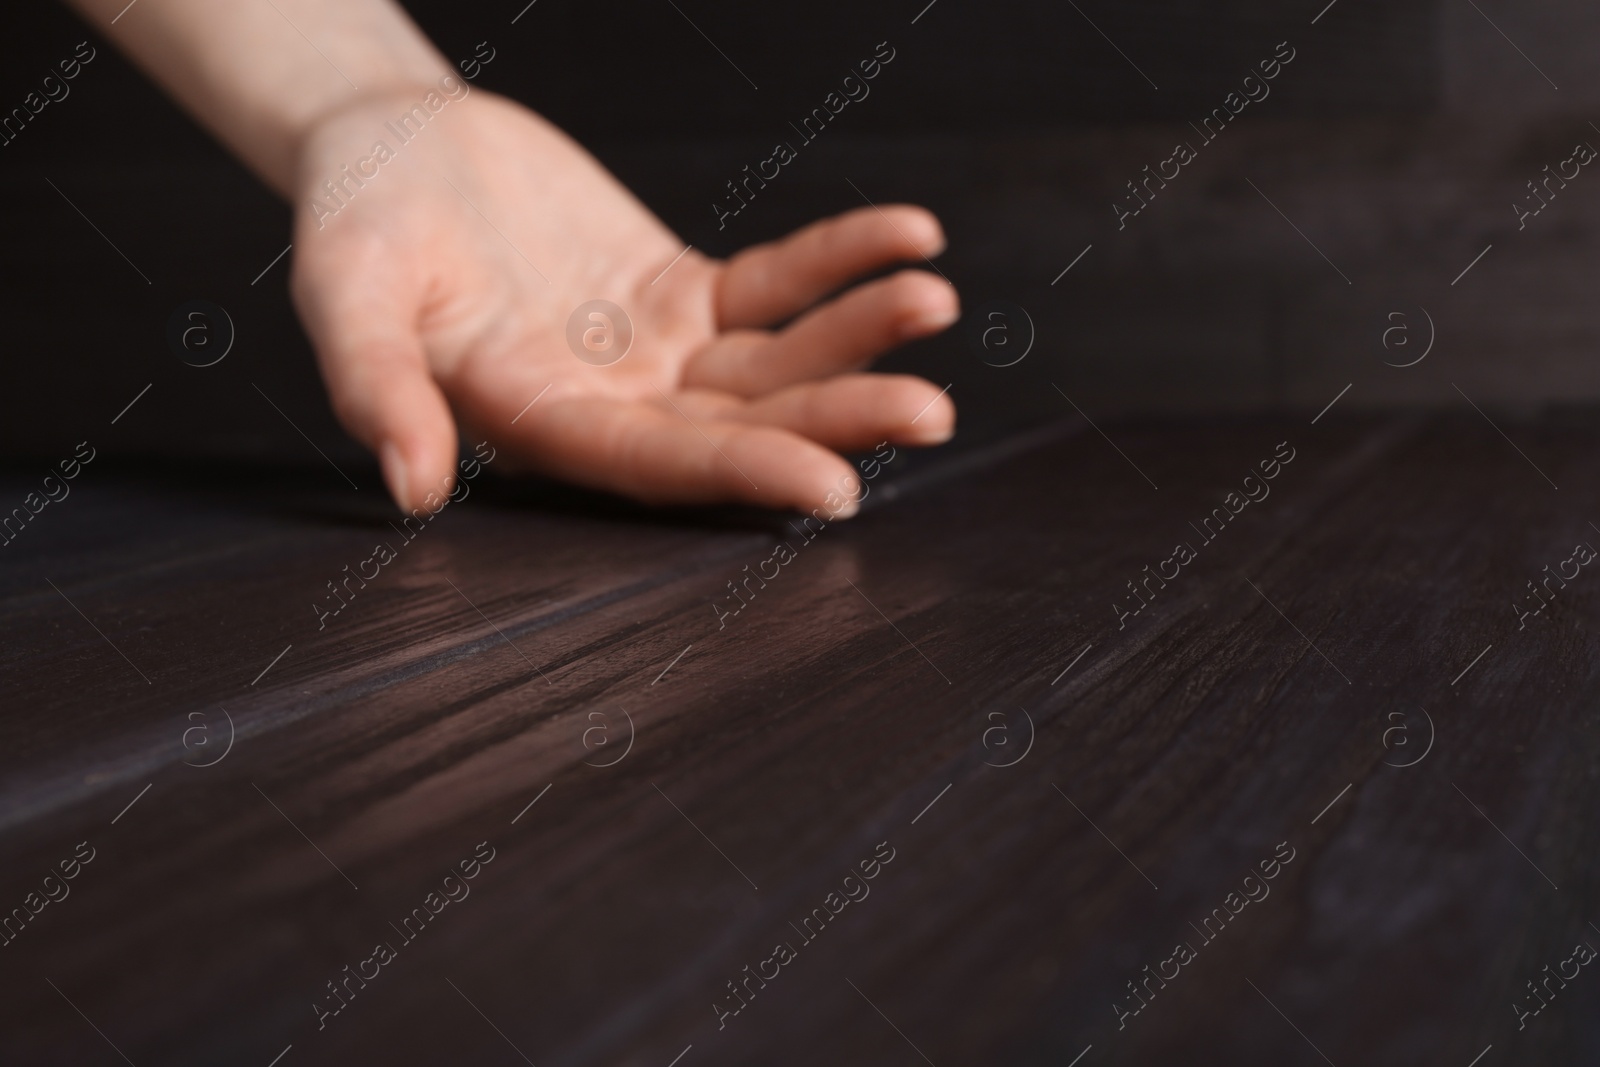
287 68 466 188
290 75 487 210
246 51 459 197
65 0 456 198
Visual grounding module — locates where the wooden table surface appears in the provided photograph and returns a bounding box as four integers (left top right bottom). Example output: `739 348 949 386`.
0 412 1595 1066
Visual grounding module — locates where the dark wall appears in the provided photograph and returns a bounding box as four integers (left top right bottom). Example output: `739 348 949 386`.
0 0 1593 469
412 0 1440 136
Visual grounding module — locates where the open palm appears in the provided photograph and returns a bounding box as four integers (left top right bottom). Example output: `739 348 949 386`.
290 89 959 516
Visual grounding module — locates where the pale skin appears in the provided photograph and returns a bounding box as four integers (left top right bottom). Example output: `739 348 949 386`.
66 0 959 516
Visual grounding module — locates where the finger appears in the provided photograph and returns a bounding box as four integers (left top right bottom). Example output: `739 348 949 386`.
685 269 957 396
513 395 863 515
720 374 955 451
290 243 459 513
717 204 947 329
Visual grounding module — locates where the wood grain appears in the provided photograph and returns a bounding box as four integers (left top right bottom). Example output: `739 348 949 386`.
0 412 1595 1065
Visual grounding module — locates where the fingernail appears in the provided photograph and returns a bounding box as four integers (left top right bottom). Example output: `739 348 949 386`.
908 420 954 446
379 441 410 510
903 304 960 338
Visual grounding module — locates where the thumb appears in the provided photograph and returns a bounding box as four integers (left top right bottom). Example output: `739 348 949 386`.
292 261 459 513
325 337 460 513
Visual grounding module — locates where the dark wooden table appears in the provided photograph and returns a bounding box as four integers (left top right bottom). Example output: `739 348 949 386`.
0 411 1595 1066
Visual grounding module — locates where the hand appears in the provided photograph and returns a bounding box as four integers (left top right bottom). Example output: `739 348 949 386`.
289 86 959 516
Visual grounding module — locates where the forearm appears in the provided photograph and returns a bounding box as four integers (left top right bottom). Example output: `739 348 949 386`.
63 0 451 196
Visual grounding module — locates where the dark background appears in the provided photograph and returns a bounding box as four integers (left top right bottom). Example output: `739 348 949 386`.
3 6 1600 1064
1 0 1595 470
